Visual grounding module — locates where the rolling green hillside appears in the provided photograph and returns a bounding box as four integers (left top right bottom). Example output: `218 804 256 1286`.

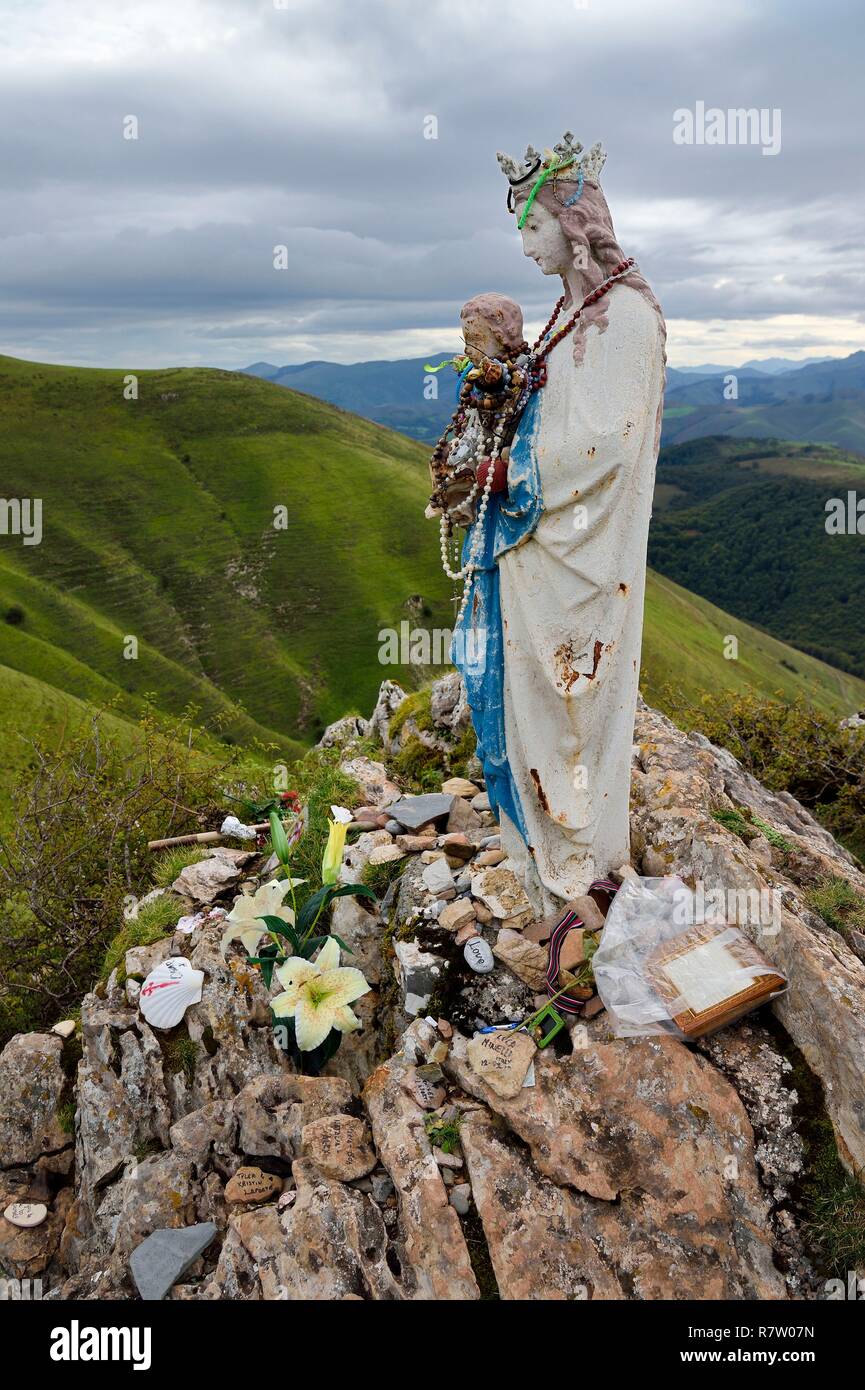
2 358 863 821
0 354 455 752
649 437 865 677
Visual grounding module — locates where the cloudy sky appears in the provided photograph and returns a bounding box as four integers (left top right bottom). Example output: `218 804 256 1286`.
1 0 862 369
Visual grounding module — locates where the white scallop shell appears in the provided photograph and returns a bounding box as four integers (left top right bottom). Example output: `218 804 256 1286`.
139 956 204 1030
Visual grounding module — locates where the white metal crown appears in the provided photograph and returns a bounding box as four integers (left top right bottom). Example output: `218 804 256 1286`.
496 132 606 187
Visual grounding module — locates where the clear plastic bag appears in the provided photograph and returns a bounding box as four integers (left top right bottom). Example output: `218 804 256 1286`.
592 876 787 1040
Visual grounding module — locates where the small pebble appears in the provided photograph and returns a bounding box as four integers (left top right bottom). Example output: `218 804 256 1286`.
449 1183 471 1216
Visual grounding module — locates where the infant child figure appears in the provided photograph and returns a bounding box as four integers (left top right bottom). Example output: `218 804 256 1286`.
428 291 530 526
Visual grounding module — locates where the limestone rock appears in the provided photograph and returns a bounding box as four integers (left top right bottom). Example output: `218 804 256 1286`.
632 701 865 1172
395 834 437 852
429 671 463 728
125 936 173 981
330 893 384 986
446 795 483 836
466 1029 536 1098
301 1114 376 1181
368 679 409 749
318 714 369 749
438 898 476 933
225 1166 282 1203
394 940 444 1016
460 1110 619 1299
0 1033 68 1166
368 843 406 866
228 1159 401 1300
363 1051 479 1300
172 849 249 905
339 756 401 810
474 849 505 867
400 1064 447 1111
422 857 454 896
0 1187 72 1280
569 894 607 933
493 928 549 990
446 1030 787 1298
470 866 533 927
442 777 480 798
230 1072 352 1162
439 833 475 862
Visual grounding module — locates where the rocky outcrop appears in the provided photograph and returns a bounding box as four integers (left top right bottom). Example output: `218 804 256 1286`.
7 674 864 1301
631 701 865 1172
363 1046 479 1300
448 1026 785 1298
0 1033 68 1166
0 1032 74 1281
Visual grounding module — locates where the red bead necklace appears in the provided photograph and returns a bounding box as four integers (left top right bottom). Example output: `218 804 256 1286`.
529 258 636 390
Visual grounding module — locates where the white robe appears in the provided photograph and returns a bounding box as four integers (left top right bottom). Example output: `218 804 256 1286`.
498 285 665 902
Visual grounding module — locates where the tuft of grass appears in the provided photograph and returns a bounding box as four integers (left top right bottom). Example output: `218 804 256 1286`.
801 1121 865 1277
100 893 182 985
392 734 446 792
361 855 407 898
389 688 433 740
162 1032 198 1085
446 724 478 780
425 1112 462 1155
712 805 792 853
57 1099 77 1135
806 876 865 944
151 846 206 888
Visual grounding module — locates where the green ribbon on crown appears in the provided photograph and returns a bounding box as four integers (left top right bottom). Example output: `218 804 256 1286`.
517 154 576 228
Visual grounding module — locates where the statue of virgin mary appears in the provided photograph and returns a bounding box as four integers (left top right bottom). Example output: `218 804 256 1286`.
453 135 666 906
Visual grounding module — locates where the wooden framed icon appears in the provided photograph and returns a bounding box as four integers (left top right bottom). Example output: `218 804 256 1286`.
645 920 786 1039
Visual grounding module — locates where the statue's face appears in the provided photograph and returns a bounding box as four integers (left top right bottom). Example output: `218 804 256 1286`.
518 202 572 276
460 311 503 365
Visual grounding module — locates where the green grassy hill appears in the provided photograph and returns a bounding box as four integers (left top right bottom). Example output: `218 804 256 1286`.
2 358 863 819
0 354 457 752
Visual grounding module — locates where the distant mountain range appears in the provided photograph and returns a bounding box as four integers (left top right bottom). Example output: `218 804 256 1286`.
242 351 865 453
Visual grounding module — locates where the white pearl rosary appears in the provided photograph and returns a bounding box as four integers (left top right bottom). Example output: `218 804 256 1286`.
439 418 505 627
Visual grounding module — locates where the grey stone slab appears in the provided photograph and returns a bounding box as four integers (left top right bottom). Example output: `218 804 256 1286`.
383 794 454 831
130 1221 218 1301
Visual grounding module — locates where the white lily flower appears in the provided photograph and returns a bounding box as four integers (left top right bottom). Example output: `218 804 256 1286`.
220 878 304 958
330 805 353 824
271 936 370 1052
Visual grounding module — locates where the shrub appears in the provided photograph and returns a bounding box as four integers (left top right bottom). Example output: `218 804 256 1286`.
662 689 865 861
806 876 865 944
0 705 273 1045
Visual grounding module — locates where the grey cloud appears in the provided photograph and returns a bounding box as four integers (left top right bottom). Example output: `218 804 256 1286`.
0 0 862 367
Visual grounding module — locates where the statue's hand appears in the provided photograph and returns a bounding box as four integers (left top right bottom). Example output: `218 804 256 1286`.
476 455 508 494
